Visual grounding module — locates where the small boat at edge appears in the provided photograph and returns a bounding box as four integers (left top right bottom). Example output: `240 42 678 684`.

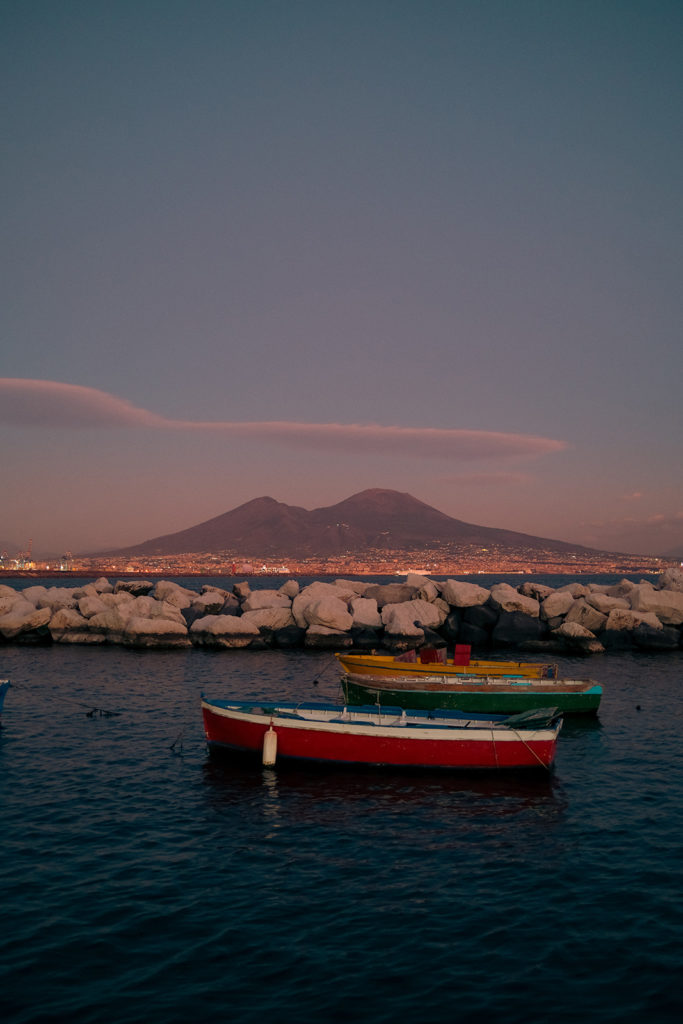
0 680 10 725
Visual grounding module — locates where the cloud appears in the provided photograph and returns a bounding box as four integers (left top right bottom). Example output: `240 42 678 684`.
0 378 167 428
0 378 569 462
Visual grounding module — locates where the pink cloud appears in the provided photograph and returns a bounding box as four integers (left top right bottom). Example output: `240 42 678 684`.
0 378 569 462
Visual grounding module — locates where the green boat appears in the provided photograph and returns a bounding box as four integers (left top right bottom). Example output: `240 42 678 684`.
341 671 602 716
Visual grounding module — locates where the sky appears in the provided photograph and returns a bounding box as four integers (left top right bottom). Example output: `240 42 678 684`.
2 0 682 558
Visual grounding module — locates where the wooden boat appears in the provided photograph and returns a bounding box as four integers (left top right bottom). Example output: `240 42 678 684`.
0 680 10 724
342 671 602 716
335 648 559 680
201 697 562 771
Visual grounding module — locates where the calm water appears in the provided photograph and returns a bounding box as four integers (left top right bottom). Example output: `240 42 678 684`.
2 575 683 1023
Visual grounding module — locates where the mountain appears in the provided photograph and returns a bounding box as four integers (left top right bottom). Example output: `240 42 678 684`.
98 488 600 558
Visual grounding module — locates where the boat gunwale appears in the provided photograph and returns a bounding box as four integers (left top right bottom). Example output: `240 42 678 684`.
200 698 562 742
341 672 601 695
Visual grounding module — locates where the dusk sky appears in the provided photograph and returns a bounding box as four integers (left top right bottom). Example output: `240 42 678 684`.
2 1 682 558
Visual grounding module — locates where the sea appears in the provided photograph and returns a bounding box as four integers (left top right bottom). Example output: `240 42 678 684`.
2 573 683 1024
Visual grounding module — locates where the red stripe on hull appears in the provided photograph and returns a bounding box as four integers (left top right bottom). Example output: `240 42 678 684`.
201 708 557 770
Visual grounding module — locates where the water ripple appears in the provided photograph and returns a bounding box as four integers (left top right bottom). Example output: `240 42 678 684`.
2 644 683 1023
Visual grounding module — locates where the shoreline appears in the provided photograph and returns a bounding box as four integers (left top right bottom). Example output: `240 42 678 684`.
1 569 682 655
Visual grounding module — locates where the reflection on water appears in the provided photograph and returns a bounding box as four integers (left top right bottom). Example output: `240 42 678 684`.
2 625 683 1024
201 752 566 829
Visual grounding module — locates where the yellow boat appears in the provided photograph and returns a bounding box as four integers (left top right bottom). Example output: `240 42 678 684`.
334 649 558 680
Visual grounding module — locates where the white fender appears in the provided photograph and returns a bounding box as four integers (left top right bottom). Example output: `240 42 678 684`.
262 725 277 766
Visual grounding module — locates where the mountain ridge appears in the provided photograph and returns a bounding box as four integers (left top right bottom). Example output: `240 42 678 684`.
95 488 605 558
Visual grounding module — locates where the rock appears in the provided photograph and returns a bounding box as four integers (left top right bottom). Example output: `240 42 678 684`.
122 616 191 648
604 608 663 632
241 607 296 631
656 567 683 592
585 593 630 614
36 587 78 612
605 579 637 598
19 585 49 606
304 597 354 631
633 622 681 650
406 574 440 602
458 622 490 647
93 577 114 593
462 603 499 631
191 591 228 616
0 601 52 641
382 599 445 634
380 604 424 639
304 625 354 649
492 610 546 646
292 583 351 629
540 591 575 621
422 626 448 649
241 589 291 612
557 583 589 598
335 578 372 596
519 582 554 601
0 594 20 616
114 579 154 596
440 580 490 608
190 614 260 648
279 579 300 598
350 597 382 629
232 581 251 600
49 608 104 644
78 595 109 618
629 583 683 625
551 621 605 654
565 599 608 634
363 583 418 608
440 610 461 644
87 608 132 643
152 580 195 608
489 583 539 616
348 625 381 649
272 624 307 649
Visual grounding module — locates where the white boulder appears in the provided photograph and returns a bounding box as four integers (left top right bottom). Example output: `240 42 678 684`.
241 607 296 631
565 599 608 634
350 597 382 628
585 593 630 614
190 614 260 648
540 591 575 621
0 602 52 640
152 580 195 608
49 608 104 644
303 597 353 631
657 567 683 593
489 583 539 616
604 608 663 632
551 621 605 653
122 616 190 648
440 580 490 608
629 583 683 625
241 589 291 611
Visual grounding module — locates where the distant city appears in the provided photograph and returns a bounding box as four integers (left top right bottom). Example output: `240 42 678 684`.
0 542 673 578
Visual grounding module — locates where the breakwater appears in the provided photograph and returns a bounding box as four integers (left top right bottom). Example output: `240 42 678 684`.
2 567 682 654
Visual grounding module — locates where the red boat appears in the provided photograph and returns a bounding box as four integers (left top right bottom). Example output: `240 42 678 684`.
201 698 562 771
